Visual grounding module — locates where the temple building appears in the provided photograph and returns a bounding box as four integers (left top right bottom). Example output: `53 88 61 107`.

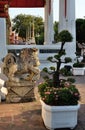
0 0 76 69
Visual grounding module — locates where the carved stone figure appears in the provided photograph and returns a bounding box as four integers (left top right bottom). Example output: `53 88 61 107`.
3 48 40 83
2 48 40 103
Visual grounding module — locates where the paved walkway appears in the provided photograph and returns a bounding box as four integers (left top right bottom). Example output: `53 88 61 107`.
0 75 85 130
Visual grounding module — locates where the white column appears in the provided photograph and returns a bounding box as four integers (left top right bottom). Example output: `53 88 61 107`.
44 0 54 44
59 0 76 41
0 18 7 61
59 0 76 60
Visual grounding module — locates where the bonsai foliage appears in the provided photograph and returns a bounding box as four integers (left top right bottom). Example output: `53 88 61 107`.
60 67 73 76
43 30 73 87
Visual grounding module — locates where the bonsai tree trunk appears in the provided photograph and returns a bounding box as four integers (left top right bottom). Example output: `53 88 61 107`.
59 42 65 53
53 71 60 87
53 60 61 87
53 42 65 87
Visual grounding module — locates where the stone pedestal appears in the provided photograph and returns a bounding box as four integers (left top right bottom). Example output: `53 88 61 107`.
5 81 35 103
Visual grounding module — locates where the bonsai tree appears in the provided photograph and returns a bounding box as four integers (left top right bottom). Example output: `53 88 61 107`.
43 30 73 87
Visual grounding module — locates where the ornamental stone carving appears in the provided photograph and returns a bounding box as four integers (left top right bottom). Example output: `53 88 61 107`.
2 48 40 103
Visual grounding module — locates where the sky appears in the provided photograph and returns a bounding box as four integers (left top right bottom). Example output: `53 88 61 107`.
9 0 85 22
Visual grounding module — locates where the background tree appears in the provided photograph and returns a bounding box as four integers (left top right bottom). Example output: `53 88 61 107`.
54 21 58 43
76 18 85 43
76 18 85 55
12 14 59 44
34 16 44 44
12 14 44 44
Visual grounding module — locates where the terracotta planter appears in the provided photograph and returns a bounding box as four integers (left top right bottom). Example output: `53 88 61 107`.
40 99 80 130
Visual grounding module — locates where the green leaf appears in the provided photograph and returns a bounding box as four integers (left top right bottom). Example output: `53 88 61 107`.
43 67 48 72
49 66 55 71
54 54 60 59
65 57 72 63
57 30 73 43
47 57 53 61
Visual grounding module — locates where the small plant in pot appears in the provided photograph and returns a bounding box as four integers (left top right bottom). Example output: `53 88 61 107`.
72 55 85 75
73 57 84 68
38 30 80 129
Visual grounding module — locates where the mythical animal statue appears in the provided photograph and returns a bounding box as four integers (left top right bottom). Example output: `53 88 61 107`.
3 48 40 83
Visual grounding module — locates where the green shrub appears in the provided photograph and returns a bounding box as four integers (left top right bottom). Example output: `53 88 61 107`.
38 83 80 106
73 62 84 67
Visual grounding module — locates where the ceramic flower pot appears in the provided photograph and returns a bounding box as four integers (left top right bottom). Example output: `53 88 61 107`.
72 67 85 75
40 99 80 130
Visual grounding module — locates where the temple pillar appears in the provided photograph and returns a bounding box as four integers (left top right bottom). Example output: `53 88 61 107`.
0 18 7 60
44 0 54 44
59 0 76 60
59 0 76 40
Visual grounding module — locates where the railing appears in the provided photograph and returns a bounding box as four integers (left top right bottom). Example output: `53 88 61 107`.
6 44 61 70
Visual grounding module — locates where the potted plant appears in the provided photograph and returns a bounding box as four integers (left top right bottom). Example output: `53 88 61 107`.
72 57 85 75
38 30 80 130
38 81 80 130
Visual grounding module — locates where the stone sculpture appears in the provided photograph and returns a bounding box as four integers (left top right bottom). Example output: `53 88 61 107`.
2 48 40 103
3 48 40 82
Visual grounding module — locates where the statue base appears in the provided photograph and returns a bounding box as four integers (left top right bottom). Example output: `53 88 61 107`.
5 81 35 103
